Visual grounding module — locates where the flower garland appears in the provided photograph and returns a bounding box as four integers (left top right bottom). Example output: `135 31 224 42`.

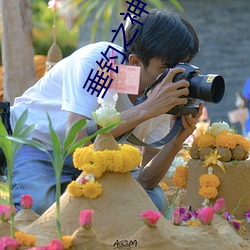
172 165 188 189
68 142 141 199
199 167 220 206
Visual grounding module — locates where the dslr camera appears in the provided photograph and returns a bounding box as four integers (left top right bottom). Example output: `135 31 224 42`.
135 63 225 116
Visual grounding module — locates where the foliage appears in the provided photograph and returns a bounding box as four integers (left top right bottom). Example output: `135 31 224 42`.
32 0 78 57
69 0 184 42
0 109 38 238
7 112 120 240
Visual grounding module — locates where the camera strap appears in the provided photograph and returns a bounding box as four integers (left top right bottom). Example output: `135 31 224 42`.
116 116 183 147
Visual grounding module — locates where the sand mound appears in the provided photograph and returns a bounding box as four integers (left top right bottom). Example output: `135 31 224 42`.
11 171 250 250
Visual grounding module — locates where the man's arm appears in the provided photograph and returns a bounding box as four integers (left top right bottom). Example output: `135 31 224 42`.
138 103 203 189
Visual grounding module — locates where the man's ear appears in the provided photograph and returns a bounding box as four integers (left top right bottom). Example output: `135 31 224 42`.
128 54 140 66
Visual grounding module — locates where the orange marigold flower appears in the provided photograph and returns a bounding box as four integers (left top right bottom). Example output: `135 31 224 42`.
233 134 250 151
172 166 188 188
199 174 220 188
199 186 218 199
160 182 168 191
215 131 237 149
14 231 36 247
197 134 215 149
62 236 73 249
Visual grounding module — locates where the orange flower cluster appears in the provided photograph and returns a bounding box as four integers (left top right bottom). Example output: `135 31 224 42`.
193 130 250 151
172 166 188 189
199 174 220 200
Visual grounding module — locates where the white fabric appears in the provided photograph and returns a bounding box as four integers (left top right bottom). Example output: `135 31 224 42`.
10 41 171 149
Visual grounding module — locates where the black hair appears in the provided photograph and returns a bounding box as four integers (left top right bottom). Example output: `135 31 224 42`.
125 9 199 68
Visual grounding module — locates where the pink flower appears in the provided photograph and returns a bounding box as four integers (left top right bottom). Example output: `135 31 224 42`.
48 239 64 250
197 207 214 225
0 236 19 249
231 220 241 230
81 177 88 185
20 194 33 209
79 210 94 229
213 197 225 215
139 210 162 227
171 208 182 225
0 205 16 221
48 0 61 11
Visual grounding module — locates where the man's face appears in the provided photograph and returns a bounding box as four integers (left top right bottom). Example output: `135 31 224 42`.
138 57 167 92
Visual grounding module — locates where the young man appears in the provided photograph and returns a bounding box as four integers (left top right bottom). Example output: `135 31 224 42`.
8 9 202 215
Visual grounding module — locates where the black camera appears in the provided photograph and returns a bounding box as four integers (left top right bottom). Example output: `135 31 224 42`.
135 63 225 116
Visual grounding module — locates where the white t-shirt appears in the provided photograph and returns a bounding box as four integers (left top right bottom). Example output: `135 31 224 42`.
10 41 170 149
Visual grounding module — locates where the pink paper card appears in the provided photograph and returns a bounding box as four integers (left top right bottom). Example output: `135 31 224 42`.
109 64 140 95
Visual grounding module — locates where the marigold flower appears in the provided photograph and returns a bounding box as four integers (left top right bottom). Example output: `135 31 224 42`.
197 207 214 225
199 174 220 188
67 181 84 197
213 197 225 215
82 163 105 178
14 231 36 247
215 131 237 149
79 210 94 229
82 180 102 199
197 134 215 149
199 186 218 200
185 218 201 226
160 182 168 191
20 194 33 209
172 166 188 189
0 236 19 249
73 144 141 177
140 210 162 227
62 236 73 249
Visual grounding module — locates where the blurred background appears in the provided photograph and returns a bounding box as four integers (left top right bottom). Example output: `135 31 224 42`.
1 0 250 134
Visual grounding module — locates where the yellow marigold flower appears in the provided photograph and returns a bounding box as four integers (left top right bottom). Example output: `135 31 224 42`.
15 231 36 247
73 146 94 168
215 131 237 149
197 134 215 149
119 144 142 172
199 186 218 199
62 235 73 249
199 174 220 188
160 182 168 191
67 181 84 197
172 166 188 188
82 180 102 199
185 219 201 226
82 163 105 178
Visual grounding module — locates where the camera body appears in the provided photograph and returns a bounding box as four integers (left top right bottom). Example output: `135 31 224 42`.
135 63 225 116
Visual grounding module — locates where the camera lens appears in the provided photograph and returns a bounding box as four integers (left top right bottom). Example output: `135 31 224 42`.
189 74 225 103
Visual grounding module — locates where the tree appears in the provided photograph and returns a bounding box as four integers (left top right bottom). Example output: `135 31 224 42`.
1 0 35 104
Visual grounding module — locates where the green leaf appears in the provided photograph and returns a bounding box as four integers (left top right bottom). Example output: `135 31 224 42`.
6 136 52 161
0 119 12 163
47 114 62 174
12 109 28 137
63 118 86 151
165 188 180 219
11 124 38 155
